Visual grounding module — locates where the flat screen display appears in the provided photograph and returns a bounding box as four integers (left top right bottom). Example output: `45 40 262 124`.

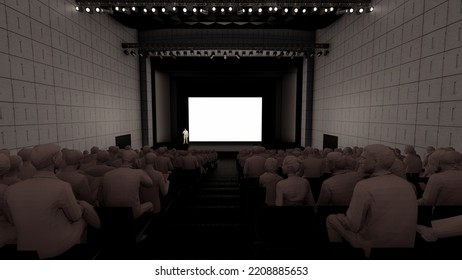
188 97 262 142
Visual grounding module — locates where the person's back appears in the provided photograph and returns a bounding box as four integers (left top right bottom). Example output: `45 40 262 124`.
102 150 153 218
317 170 363 206
57 150 93 204
6 173 86 258
299 156 324 178
17 147 36 180
243 154 266 178
275 176 314 206
182 152 199 170
347 174 417 248
142 153 169 214
419 150 462 206
259 158 283 206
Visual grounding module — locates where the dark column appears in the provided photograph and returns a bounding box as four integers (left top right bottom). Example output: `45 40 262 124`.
139 56 149 146
305 55 315 147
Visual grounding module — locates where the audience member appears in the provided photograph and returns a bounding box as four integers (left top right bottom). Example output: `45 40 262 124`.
259 158 283 206
17 147 36 180
326 144 417 257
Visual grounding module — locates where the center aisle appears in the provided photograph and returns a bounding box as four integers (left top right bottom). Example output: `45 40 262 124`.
135 154 256 260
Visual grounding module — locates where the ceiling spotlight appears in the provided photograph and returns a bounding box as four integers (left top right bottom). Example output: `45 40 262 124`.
123 49 129 55
151 7 157 13
237 8 245 15
172 6 177 13
75 6 82 12
162 7 167 14
224 51 227 59
346 8 354 14
248 8 253 14
302 8 307 14
258 7 263 14
114 6 120 12
142 8 148 14
316 50 323 57
200 8 208 15
357 7 365 14
122 7 130 14
324 8 329 13
235 51 240 59
131 6 137 12
184 7 189 14
210 51 215 59
95 7 103 13
274 7 278 12
323 50 329 56
85 7 92 13
130 50 136 56
366 6 374 13
292 8 299 14
228 7 233 12
282 8 289 15
330 7 334 12
211 7 217 12
312 7 318 12
268 7 273 12
220 7 225 14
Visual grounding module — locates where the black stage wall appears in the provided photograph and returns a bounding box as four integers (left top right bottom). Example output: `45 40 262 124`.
151 57 304 150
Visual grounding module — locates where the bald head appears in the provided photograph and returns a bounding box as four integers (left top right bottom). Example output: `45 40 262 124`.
30 143 62 170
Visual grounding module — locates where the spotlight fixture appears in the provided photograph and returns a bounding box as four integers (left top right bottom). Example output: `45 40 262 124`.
130 50 136 56
114 6 120 12
273 7 278 12
142 8 148 14
323 50 329 56
172 6 177 13
220 7 225 14
258 7 263 14
330 7 334 12
312 7 318 12
161 7 167 14
131 6 137 12
200 8 208 15
282 8 289 15
122 7 130 14
223 51 227 59
316 50 323 57
292 8 299 15
248 7 253 14
75 6 82 12
366 6 374 13
183 7 188 14
237 8 245 15
357 7 365 14
235 51 240 59
302 8 307 14
123 49 129 55
346 8 354 14
210 51 215 59
228 6 233 12
268 7 273 12
151 7 157 13
85 7 92 13
211 6 217 13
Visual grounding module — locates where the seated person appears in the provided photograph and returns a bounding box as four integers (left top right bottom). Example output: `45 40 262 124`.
243 146 267 178
275 156 315 206
0 154 16 248
17 147 36 180
316 152 363 206
4 143 100 259
0 155 22 186
326 144 417 257
153 147 174 174
418 149 462 206
102 149 153 218
259 158 283 206
57 150 95 204
417 215 462 241
141 153 170 214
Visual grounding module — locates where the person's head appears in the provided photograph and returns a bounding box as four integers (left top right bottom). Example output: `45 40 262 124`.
8 155 23 174
358 144 395 176
64 150 83 167
326 152 347 172
30 143 63 171
264 158 279 173
17 147 33 162
427 149 460 173
90 146 99 155
108 146 119 156
426 146 436 154
282 156 300 175
121 149 139 168
96 150 109 163
404 145 416 155
0 153 11 177
145 153 156 165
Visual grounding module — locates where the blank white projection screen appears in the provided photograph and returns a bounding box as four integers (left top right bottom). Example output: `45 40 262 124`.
188 97 262 142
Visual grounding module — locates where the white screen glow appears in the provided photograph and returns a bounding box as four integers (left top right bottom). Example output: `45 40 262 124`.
188 97 262 142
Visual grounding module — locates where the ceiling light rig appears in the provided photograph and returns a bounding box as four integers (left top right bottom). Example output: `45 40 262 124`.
121 47 330 59
74 1 373 17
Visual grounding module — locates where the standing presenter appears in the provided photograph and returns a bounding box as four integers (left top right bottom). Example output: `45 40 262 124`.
182 128 189 144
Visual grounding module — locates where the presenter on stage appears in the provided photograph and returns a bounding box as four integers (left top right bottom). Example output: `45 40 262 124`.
182 128 189 144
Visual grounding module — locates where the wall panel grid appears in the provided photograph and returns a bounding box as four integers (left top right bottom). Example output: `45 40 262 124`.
0 1 141 153
312 0 462 158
